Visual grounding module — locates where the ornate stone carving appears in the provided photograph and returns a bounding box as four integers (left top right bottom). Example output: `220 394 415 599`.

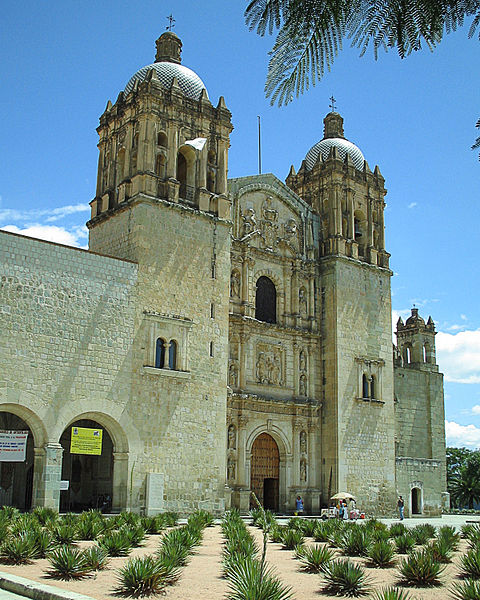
227 456 236 481
230 269 240 298
300 458 307 482
227 424 236 449
300 430 307 454
299 350 307 372
259 197 279 250
299 287 307 317
228 361 239 387
241 207 257 237
299 373 307 396
255 345 284 386
282 218 299 250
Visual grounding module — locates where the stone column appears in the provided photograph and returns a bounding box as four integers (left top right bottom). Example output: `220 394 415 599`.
113 452 129 512
31 447 45 509
239 333 248 389
348 189 355 239
137 117 149 172
290 266 299 315
39 443 64 510
166 125 178 179
217 141 227 195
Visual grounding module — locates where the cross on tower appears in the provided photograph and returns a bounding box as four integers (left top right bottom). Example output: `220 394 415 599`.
329 95 337 112
166 14 175 31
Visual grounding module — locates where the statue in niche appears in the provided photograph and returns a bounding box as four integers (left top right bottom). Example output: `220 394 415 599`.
228 362 238 388
242 207 257 237
300 430 307 454
227 457 236 481
299 373 307 396
256 352 267 384
299 287 307 317
260 197 279 249
227 424 236 449
299 350 307 373
230 270 240 298
300 459 307 482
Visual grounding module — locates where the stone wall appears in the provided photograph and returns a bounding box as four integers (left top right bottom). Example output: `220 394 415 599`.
0 230 138 509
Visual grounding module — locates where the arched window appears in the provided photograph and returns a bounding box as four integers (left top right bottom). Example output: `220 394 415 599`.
155 338 166 369
168 340 177 370
405 346 412 364
370 375 375 399
207 150 216 193
155 154 166 178
255 276 276 323
177 152 187 187
157 132 167 147
362 374 369 399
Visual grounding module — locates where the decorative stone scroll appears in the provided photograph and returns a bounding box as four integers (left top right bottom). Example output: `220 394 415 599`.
255 344 284 386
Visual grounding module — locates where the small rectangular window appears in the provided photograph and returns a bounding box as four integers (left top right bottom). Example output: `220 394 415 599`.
210 303 215 319
209 341 214 357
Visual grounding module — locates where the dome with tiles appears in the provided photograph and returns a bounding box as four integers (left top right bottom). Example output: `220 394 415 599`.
305 112 365 171
124 32 208 101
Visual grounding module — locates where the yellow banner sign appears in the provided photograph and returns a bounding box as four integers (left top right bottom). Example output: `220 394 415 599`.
70 427 103 455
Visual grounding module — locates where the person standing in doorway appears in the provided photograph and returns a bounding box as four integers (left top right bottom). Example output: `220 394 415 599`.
397 496 405 520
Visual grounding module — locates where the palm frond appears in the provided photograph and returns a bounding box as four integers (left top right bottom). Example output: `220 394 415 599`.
245 0 290 34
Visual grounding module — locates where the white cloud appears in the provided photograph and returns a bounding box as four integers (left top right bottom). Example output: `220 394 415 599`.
436 329 480 384
407 202 417 209
2 224 86 248
0 203 89 225
446 420 480 449
472 405 480 415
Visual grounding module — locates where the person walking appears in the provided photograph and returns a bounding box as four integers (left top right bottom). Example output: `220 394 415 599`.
397 496 405 520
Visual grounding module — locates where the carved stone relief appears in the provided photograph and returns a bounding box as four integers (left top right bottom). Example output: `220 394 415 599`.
259 197 278 250
228 361 239 388
299 349 308 396
299 287 308 317
230 270 240 298
227 424 236 449
227 456 236 481
241 207 257 237
300 458 307 482
300 430 307 454
255 344 284 386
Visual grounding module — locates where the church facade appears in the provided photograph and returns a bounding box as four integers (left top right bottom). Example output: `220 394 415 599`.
0 32 448 516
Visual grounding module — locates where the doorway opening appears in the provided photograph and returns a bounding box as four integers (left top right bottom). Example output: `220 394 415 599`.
59 419 113 512
251 433 279 512
411 487 422 515
0 412 34 510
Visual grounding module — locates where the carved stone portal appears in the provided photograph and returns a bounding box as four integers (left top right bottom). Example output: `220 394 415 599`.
255 345 284 386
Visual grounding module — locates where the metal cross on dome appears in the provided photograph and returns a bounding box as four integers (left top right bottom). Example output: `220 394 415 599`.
329 96 337 112
166 14 175 31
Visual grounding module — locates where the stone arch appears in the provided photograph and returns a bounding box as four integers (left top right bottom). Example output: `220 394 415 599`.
58 411 129 512
0 404 48 510
253 269 283 321
255 276 277 323
0 403 48 448
411 486 423 515
177 144 196 193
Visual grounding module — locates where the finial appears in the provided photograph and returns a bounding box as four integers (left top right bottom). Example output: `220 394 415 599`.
155 30 182 64
166 14 175 31
329 95 337 112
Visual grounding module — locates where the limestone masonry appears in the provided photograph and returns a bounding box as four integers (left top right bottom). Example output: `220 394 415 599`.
0 32 448 516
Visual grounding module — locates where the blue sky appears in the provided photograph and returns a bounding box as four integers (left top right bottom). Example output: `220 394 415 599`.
1 1 479 447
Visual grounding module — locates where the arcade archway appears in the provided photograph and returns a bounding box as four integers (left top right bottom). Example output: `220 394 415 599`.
0 412 34 510
251 433 279 512
411 487 422 515
59 419 114 512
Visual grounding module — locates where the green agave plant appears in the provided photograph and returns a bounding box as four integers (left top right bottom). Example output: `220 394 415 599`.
427 537 453 563
298 543 334 573
367 540 396 568
411 524 433 545
321 559 371 597
226 557 294 600
76 517 104 541
160 511 179 528
115 555 168 597
451 579 480 600
122 524 146 548
301 518 318 537
398 548 445 586
47 545 92 580
31 528 54 559
281 528 304 550
157 540 190 568
99 530 132 556
50 522 77 545
82 545 109 570
460 547 480 579
32 506 59 526
0 532 36 564
269 525 286 544
389 523 408 538
371 586 414 600
395 533 416 554
340 527 372 557
314 520 337 542
437 525 460 550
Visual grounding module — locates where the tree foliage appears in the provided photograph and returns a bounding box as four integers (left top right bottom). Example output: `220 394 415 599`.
245 0 480 106
447 447 480 509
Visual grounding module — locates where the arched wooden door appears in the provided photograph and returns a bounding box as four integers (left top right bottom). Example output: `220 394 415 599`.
251 433 279 511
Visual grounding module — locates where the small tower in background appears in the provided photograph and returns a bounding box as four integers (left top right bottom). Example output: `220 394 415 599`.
396 308 438 371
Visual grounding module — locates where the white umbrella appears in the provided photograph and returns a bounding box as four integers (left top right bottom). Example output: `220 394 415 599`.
331 492 356 501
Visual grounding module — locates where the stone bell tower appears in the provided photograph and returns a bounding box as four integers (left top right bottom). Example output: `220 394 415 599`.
287 110 396 513
395 308 438 370
86 33 234 513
